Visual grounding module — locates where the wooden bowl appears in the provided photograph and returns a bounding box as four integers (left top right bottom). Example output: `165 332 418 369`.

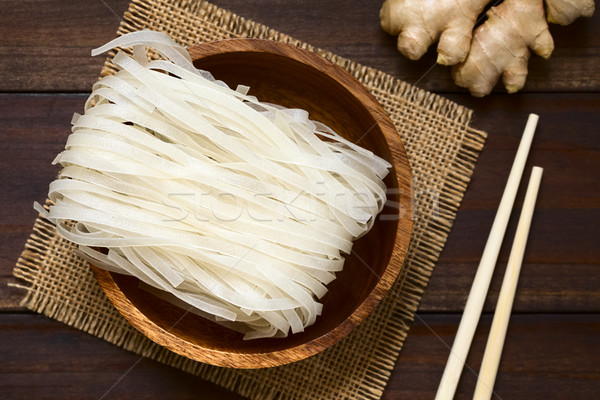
92 39 413 369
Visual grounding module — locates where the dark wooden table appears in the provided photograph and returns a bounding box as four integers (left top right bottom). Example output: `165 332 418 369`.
1 1 598 398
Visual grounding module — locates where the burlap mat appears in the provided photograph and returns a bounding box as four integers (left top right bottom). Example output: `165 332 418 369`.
12 1 486 399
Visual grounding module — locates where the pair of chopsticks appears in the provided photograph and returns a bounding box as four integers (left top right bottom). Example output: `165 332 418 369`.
435 114 543 400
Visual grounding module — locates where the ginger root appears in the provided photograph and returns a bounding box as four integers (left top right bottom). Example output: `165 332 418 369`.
380 0 489 65
546 0 595 24
380 0 595 96
453 0 554 96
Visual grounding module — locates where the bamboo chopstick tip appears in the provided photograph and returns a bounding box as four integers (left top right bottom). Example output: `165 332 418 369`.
524 114 539 131
529 167 544 186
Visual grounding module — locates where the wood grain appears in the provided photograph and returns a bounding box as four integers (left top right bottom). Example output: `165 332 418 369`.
421 263 600 313
0 314 243 400
384 313 600 400
0 0 598 93
0 313 597 400
0 0 130 92
0 0 598 398
2 94 597 312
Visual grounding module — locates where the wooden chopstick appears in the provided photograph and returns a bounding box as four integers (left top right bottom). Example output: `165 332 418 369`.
435 114 539 400
473 166 543 400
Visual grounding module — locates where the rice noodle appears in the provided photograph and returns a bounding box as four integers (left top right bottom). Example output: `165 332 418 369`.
38 30 390 339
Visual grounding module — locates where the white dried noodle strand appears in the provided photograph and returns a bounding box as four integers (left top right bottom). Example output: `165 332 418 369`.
40 31 390 339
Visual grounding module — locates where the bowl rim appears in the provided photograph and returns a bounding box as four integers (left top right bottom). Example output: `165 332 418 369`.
92 38 414 368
